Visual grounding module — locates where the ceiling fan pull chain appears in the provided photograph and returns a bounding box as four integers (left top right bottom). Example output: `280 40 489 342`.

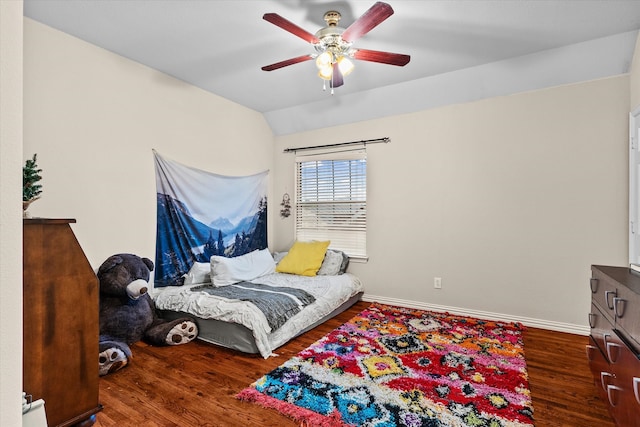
330 69 335 95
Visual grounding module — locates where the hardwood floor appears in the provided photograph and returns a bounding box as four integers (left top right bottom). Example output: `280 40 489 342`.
94 301 615 427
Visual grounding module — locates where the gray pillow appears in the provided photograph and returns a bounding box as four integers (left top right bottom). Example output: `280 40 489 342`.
318 250 350 275
337 250 350 274
317 250 342 275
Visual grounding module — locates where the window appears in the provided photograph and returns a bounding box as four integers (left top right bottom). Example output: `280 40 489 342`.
295 150 367 259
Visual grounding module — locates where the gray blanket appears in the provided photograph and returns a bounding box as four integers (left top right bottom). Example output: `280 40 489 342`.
190 281 316 331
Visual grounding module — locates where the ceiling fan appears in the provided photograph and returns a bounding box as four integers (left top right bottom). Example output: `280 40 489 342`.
261 1 410 92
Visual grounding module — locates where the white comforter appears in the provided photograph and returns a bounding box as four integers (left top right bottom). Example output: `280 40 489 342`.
149 272 363 358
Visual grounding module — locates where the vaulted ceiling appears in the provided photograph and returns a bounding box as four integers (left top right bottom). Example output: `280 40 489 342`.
23 0 640 135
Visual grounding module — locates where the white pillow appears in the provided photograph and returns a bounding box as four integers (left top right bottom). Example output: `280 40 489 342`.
210 248 276 287
183 262 211 285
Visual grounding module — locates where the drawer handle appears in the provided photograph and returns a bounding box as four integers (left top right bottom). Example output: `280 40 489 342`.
607 384 622 407
602 334 611 362
590 278 599 293
634 377 640 405
613 297 626 318
601 372 614 391
605 290 617 309
588 313 596 328
605 340 621 364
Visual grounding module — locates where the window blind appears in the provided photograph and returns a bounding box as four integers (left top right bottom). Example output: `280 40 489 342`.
295 150 367 259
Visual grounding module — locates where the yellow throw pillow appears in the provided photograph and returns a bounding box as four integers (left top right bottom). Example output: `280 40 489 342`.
276 240 330 276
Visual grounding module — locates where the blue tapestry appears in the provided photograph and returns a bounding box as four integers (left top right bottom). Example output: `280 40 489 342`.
153 151 268 287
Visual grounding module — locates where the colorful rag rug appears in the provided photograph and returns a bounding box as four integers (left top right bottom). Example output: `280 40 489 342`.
237 303 533 427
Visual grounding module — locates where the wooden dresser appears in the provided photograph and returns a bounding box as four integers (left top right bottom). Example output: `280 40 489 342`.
587 265 640 426
23 219 102 426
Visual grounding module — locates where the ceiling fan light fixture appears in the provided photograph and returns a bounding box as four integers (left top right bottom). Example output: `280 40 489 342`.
337 56 354 76
318 65 333 80
315 51 334 69
317 54 353 81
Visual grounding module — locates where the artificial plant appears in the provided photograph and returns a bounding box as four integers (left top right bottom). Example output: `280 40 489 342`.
23 154 43 202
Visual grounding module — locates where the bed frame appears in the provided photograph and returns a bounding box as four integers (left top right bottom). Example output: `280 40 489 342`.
158 291 363 354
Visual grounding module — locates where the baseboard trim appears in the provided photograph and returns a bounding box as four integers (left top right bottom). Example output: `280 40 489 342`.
361 293 590 336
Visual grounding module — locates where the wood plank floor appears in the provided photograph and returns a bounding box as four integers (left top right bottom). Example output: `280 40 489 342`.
94 301 615 427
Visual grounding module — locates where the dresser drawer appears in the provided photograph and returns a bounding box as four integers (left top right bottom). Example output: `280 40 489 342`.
590 270 618 323
613 284 640 349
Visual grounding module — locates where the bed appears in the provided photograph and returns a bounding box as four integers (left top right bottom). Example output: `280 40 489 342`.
149 244 364 358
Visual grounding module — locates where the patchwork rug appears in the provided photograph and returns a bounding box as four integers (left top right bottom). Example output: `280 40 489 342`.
237 303 534 427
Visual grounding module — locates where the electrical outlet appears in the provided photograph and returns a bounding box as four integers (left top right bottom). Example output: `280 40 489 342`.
434 277 442 289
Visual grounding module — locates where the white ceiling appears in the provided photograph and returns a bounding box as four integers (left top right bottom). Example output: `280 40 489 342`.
23 0 640 135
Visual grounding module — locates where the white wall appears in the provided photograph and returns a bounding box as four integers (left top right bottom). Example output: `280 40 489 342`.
273 76 630 331
23 18 275 269
0 2 24 425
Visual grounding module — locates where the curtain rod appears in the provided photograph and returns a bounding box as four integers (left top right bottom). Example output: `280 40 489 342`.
283 137 390 153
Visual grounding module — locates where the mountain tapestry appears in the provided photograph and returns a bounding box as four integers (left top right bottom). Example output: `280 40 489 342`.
153 151 268 287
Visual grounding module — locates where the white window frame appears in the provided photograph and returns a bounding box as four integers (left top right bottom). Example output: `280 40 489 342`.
295 149 367 260
630 107 640 266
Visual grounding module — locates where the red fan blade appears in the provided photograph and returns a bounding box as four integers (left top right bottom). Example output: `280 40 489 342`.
261 54 314 71
330 62 344 88
353 49 410 66
341 2 394 43
263 13 320 44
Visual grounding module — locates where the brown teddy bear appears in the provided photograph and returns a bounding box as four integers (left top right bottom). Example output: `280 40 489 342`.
98 253 198 375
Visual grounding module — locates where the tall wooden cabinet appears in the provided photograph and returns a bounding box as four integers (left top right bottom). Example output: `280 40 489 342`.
23 219 102 426
587 265 640 427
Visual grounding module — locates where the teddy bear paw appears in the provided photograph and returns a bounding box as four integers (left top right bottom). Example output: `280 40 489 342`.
165 320 198 345
99 346 130 376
